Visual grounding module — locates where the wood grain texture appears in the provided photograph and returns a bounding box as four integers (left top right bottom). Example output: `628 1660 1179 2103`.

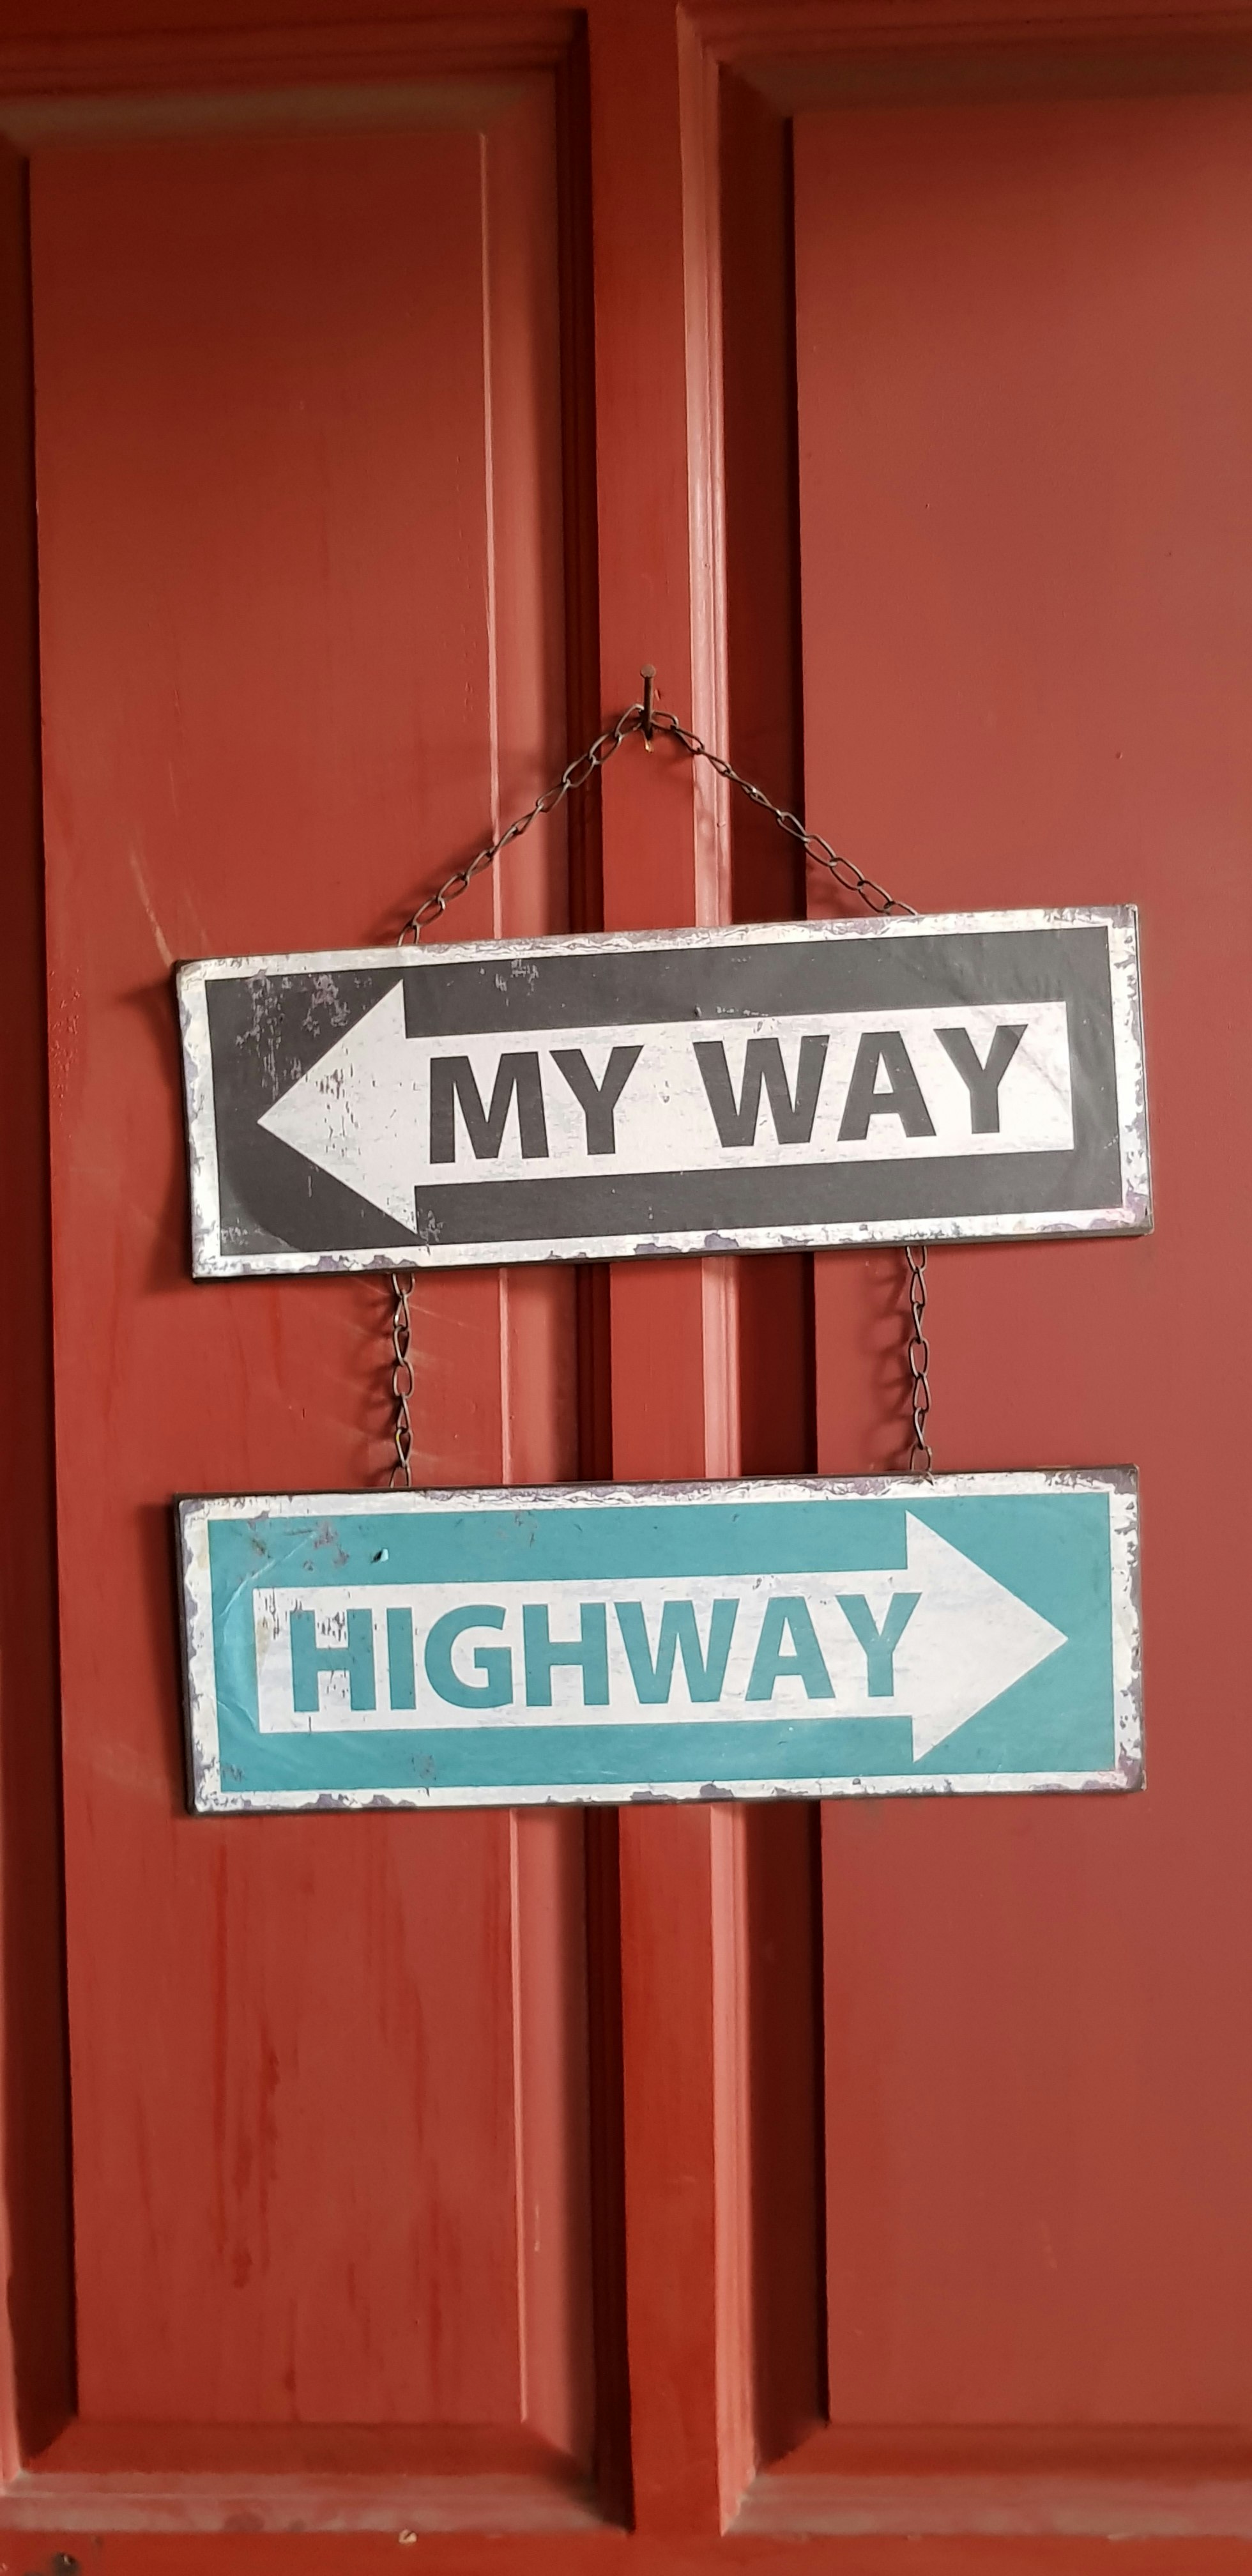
3 0 1252 2559
0 139 74 2471
30 93 593 2447
6 2524 1252 2573
590 0 751 2533
798 85 1252 2431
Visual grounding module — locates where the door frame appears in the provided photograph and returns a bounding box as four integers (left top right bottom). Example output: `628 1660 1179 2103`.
0 0 1249 2563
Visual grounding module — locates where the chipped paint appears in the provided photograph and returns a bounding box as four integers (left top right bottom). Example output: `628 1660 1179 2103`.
176 1468 1142 1814
177 908 1151 1278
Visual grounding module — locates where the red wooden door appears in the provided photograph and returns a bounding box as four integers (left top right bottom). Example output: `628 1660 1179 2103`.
0 5 1248 2573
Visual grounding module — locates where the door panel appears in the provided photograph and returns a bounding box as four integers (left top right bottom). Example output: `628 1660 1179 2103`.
797 91 1252 2431
0 3 1249 2566
31 93 596 2455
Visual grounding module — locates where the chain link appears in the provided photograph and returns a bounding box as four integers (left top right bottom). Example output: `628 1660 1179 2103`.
388 711 648 1486
388 1270 415 1489
644 707 914 923
387 687 933 1484
905 1245 933 1478
397 707 648 942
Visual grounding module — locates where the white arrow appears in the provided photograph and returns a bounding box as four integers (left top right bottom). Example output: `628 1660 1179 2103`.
890 1512 1065 1756
256 982 1080 1236
252 1514 1067 1760
259 980 420 1230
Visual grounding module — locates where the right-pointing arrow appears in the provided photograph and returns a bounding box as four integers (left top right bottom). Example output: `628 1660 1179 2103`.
894 1513 1066 1758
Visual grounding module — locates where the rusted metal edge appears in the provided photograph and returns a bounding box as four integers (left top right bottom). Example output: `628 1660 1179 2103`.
176 1467 1142 1814
177 905 1152 1276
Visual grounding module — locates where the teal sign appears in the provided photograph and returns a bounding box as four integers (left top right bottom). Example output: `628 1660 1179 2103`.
178 1470 1141 1813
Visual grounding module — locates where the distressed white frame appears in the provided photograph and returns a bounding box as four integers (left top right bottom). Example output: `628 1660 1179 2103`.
179 907 1151 1276
178 1466 1142 1812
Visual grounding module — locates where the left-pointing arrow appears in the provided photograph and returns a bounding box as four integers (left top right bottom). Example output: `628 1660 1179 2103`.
258 981 418 1229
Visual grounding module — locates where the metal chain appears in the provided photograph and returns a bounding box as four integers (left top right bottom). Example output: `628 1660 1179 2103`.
397 706 647 941
643 704 912 922
387 708 648 1485
905 1245 933 1477
389 1269 416 1489
387 682 933 1483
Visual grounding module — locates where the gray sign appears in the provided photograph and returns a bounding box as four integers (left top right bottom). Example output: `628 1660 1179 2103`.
178 909 1149 1278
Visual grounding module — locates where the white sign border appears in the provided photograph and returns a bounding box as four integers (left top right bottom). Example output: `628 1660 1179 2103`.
177 1466 1142 1815
178 907 1151 1277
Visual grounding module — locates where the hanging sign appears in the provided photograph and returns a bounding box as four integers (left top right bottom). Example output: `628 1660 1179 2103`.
178 908 1149 1276
178 1469 1141 1813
